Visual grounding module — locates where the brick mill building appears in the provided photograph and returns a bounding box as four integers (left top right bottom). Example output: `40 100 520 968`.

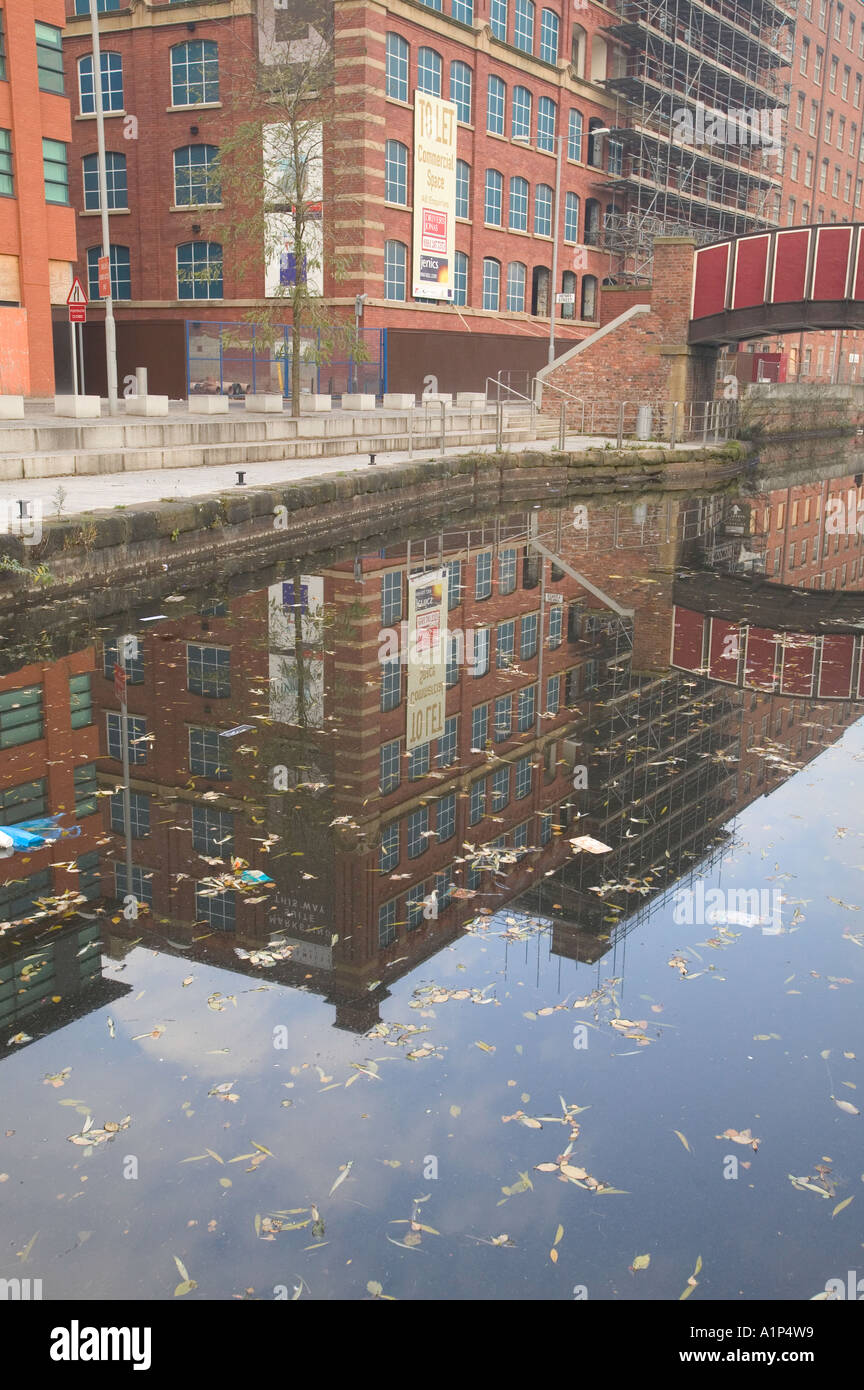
0 0 77 395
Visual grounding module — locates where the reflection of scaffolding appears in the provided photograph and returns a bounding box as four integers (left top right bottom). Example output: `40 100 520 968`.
600 0 797 282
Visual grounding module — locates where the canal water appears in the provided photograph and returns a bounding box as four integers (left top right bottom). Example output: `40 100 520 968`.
1 477 863 1303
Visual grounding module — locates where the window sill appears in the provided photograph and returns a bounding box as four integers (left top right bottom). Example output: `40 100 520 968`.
75 111 126 121
166 102 222 113
80 208 130 215
169 203 223 212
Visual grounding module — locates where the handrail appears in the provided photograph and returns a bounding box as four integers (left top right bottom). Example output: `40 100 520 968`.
485 376 536 450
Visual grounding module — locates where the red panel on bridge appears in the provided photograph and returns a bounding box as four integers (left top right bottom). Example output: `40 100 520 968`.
819 634 855 698
770 229 810 303
743 627 778 689
812 226 853 300
779 636 815 695
708 618 741 683
853 228 864 300
731 235 770 310
671 607 705 671
692 244 730 319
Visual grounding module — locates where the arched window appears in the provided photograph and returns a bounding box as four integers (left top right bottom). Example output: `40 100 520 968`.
384 240 407 300
571 24 587 76
581 274 598 320
78 51 123 114
87 244 130 300
509 175 529 231
512 86 532 140
584 198 601 244
587 118 606 167
171 40 219 107
568 109 583 161
534 182 553 236
506 261 526 312
514 0 535 54
482 257 501 310
177 241 223 299
537 96 556 151
490 0 507 40
531 264 550 316
82 151 127 211
539 8 559 64
173 144 220 206
385 33 409 101
454 250 469 305
484 169 503 225
455 159 471 218
418 48 442 96
487 74 506 134
564 191 580 242
385 140 408 204
450 60 472 122
560 269 576 320
590 34 607 82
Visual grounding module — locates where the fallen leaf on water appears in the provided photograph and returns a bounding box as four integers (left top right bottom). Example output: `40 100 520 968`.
832 1196 854 1217
630 1253 650 1272
673 1129 691 1153
449 1105 461 1118
678 1253 702 1300
329 1160 353 1197
831 1096 860 1115
475 1041 495 1053
715 1127 761 1151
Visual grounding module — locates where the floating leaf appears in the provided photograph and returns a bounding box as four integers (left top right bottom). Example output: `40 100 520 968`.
832 1196 854 1217
329 1160 353 1197
475 1041 495 1052
449 1105 461 1118
832 1096 860 1116
630 1253 651 1272
553 1223 564 1247
673 1129 691 1153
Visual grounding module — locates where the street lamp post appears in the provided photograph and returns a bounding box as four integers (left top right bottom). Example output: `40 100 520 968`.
88 0 119 415
514 132 565 366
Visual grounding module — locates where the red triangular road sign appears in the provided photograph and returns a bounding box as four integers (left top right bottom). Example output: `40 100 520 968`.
66 276 88 306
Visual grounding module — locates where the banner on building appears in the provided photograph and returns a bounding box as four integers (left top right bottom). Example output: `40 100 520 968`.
412 95 457 302
406 569 448 750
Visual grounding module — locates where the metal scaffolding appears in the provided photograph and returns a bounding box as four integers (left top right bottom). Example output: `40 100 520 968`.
599 0 798 282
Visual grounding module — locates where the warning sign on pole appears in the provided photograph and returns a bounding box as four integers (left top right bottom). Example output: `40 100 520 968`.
66 277 88 306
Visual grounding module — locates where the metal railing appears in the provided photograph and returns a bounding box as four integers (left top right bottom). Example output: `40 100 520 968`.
533 384 739 447
485 377 537 450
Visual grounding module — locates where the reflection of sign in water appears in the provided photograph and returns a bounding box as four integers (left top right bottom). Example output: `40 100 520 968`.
406 569 448 751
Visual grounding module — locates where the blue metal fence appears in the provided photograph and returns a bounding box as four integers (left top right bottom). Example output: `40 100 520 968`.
185 322 386 397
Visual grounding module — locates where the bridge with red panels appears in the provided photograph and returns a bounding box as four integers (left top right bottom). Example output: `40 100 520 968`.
689 224 864 346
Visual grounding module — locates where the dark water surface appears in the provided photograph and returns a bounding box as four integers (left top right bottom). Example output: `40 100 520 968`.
2 479 863 1302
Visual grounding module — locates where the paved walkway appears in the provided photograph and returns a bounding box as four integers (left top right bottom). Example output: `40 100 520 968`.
0 434 661 517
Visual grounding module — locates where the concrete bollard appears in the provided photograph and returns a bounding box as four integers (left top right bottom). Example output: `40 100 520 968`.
55 395 101 418
244 393 284 413
188 395 229 414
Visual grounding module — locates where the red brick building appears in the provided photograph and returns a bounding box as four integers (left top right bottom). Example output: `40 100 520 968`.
0 0 77 395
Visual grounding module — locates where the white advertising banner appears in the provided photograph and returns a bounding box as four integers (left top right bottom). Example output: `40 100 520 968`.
412 94 457 302
406 569 449 751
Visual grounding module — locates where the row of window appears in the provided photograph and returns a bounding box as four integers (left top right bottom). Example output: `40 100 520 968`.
111 862 237 930
383 240 596 316
0 675 92 750
77 144 220 212
72 241 223 301
105 717 232 779
33 40 220 112
102 639 228 692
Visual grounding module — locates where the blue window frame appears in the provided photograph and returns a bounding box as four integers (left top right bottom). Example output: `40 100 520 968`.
378 898 398 946
539 8 560 64
381 570 403 624
406 805 430 858
608 138 624 176
171 40 219 106
87 245 130 299
490 0 508 40
73 763 98 818
548 604 563 647
380 822 400 873
469 777 486 825
509 175 528 231
450 61 472 123
43 139 69 205
83 151 127 211
446 633 460 687
473 628 490 676
191 805 234 856
177 241 223 300
104 638 143 682
418 47 442 96
506 262 526 311
491 765 510 811
408 742 431 780
380 738 401 793
380 659 402 711
445 559 463 607
518 683 537 731
385 139 408 204
188 726 231 779
534 182 553 236
0 685 43 748
546 673 561 713
520 612 539 659
384 240 407 300
436 868 454 909
107 712 147 764
437 792 457 841
75 0 120 12
497 619 515 668
76 850 100 901
512 86 532 140
484 170 503 226
494 693 512 740
187 643 230 698
471 703 489 749
538 96 556 152
454 250 469 305
0 780 46 826
110 790 150 837
455 160 470 219
174 143 220 206
385 32 409 100
569 111 584 166
115 863 154 907
515 754 532 798
482 257 500 308
487 75 506 135
438 715 459 766
195 884 235 931
408 881 429 930
564 191 580 242
498 547 518 593
539 810 553 844
452 0 474 20
514 0 535 54
0 130 12 198
475 551 493 598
